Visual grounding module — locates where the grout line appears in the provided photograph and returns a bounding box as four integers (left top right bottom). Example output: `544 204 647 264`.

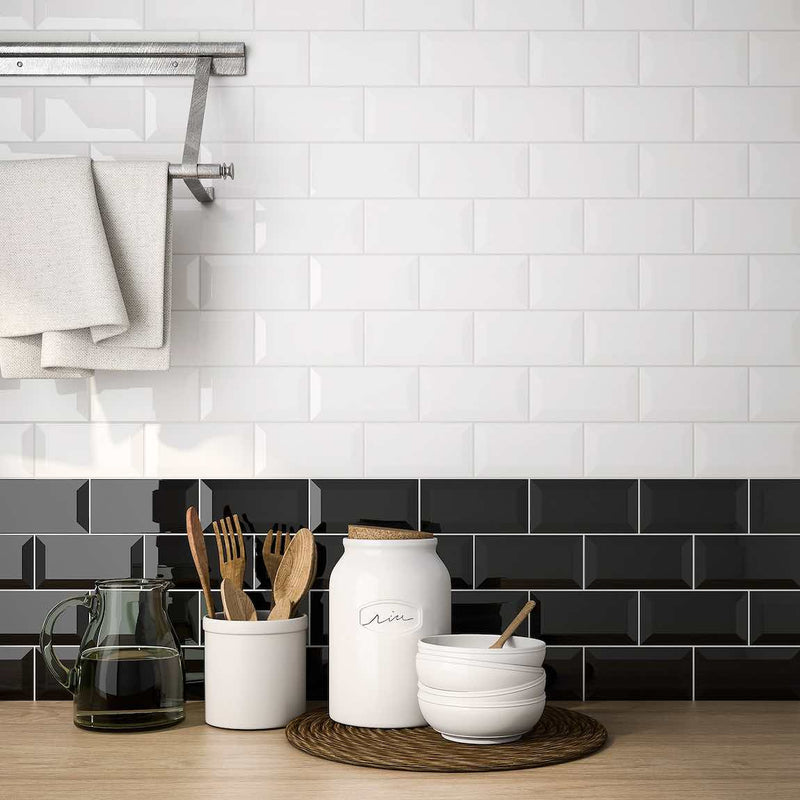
691 646 695 701
581 646 586 701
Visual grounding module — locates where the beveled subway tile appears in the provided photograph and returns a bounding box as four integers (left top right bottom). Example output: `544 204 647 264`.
696 536 800 589
751 480 800 532
310 479 418 533
475 535 581 589
641 591 747 645
586 535 692 589
0 480 88 533
309 591 328 646
531 479 637 533
0 89 34 142
543 647 583 701
695 648 800 700
91 479 198 534
166 591 200 646
0 536 33 588
0 590 89 645
585 647 692 700
436 535 473 589
36 87 143 141
35 646 76 701
452 591 529 636
183 647 205 701
751 592 800 645
0 647 33 700
422 479 527 533
641 479 747 533
531 591 637 645
307 647 329 702
201 480 309 533
35 535 143 589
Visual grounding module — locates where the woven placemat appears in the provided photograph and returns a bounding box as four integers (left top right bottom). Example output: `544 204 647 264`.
285 705 607 773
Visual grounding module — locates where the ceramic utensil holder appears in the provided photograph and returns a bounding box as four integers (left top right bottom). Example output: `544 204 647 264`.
203 612 307 730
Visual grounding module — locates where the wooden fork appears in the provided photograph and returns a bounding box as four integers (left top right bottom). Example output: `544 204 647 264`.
213 514 247 590
262 527 291 587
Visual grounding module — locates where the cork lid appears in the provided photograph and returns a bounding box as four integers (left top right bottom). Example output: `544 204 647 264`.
348 524 433 540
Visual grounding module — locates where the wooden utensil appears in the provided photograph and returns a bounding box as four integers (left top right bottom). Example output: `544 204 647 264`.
220 578 258 622
262 526 290 587
489 600 537 650
213 514 247 590
186 506 215 618
268 528 316 621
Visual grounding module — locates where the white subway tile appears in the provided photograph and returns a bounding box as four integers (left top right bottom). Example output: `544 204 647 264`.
172 199 253 255
255 88 363 142
36 423 143 478
475 88 582 142
38 0 142 28
640 32 747 87
145 423 254 478
751 368 800 421
474 423 583 477
585 0 692 29
311 367 417 421
0 90 33 141
585 88 692 142
695 200 800 254
531 32 637 87
145 88 252 142
201 256 309 310
201 367 308 422
145 0 251 28
585 423 693 477
750 256 800 310
420 32 527 87
531 144 637 198
91 369 199 423
585 200 692 255
243 31 309 86
420 144 527 198
311 144 417 198
365 200 472 254
365 423 473 477
475 200 583 255
365 0 472 30
171 311 254 367
640 144 747 198
695 423 800 478
311 255 418 310
585 312 693 366
311 32 418 86
474 311 583 366
420 367 528 422
640 256 749 310
365 88 472 142
0 141 84 158
750 145 800 198
531 256 638 310
695 0 800 30
0 1 33 29
695 312 800 366
36 87 142 141
0 379 87 422
0 424 33 477
256 0 362 29
476 0 582 30
531 367 638 422
695 89 800 142
256 200 363 254
255 311 363 366
366 311 472 365
751 33 800 86
172 255 200 311
420 256 528 310
640 367 748 422
257 423 363 477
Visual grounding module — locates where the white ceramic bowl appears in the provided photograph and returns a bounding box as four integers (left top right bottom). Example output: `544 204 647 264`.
417 694 546 745
416 652 543 692
418 634 546 668
417 674 545 706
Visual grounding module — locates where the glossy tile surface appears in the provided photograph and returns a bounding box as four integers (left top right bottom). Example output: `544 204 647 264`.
531 590 638 644
695 648 800 700
307 647 329 701
201 480 308 533
435 534 474 589
310 479 418 532
696 535 800 588
750 592 800 645
35 535 143 589
543 647 583 701
475 534 582 588
183 647 205 701
422 479 527 533
585 647 692 700
0 648 34 700
641 479 747 533
0 591 89 645
0 536 33 589
530 479 637 533
641 591 747 644
451 590 529 635
0 480 88 533
750 480 800 532
586 535 692 589
91 480 198 533
35 647 76 701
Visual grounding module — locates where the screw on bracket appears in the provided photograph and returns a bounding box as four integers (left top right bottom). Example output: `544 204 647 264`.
16 61 22 67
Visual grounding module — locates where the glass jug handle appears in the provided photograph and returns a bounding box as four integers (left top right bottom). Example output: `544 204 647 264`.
39 593 93 693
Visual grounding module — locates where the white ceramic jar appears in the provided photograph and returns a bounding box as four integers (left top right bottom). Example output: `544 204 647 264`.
328 533 451 728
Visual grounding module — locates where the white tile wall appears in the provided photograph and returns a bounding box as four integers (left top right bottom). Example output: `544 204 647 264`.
3 2 800 478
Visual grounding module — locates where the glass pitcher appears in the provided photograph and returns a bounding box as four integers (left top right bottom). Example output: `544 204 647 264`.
40 578 185 731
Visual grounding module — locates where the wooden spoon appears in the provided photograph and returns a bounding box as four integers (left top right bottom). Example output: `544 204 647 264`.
268 528 316 621
186 506 215 618
220 578 258 621
489 600 537 650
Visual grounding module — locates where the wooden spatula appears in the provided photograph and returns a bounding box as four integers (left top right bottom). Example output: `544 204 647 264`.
186 506 215 618
489 600 537 649
268 528 316 621
220 578 258 621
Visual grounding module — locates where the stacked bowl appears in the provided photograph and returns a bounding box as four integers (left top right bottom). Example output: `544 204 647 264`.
416 634 547 745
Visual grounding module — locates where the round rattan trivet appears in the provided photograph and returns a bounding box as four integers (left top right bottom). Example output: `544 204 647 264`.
285 706 607 773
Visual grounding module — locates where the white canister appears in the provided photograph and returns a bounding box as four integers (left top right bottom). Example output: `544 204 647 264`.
328 533 451 728
203 612 307 730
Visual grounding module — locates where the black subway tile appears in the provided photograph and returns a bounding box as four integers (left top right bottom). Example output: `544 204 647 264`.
0 590 89 645
435 535 473 589
91 479 198 534
0 647 33 700
166 590 200 646
257 533 345 590
201 479 308 533
531 591 637 645
695 648 800 700
641 591 747 645
751 480 800 532
183 647 205 701
309 591 328 646
307 647 328 702
0 536 33 588
452 591 530 636
35 646 76 700
475 535 581 589
641 479 747 533
311 479 417 533
696 535 800 589
0 480 88 533
531 480 637 533
35 535 143 589
543 647 583 701
422 480 527 533
586 535 691 589
586 647 692 700
751 592 800 645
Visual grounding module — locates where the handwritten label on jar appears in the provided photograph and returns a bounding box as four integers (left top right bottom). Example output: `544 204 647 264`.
358 601 422 634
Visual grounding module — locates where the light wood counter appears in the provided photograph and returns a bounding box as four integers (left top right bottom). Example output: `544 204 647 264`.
0 701 798 800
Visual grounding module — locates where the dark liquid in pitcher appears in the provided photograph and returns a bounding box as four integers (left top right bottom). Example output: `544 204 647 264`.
74 646 184 731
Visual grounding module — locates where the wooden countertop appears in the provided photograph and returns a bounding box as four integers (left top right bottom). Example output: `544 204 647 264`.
1 702 798 800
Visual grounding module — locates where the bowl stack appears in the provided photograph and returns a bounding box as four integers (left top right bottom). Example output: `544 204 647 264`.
416 634 547 745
